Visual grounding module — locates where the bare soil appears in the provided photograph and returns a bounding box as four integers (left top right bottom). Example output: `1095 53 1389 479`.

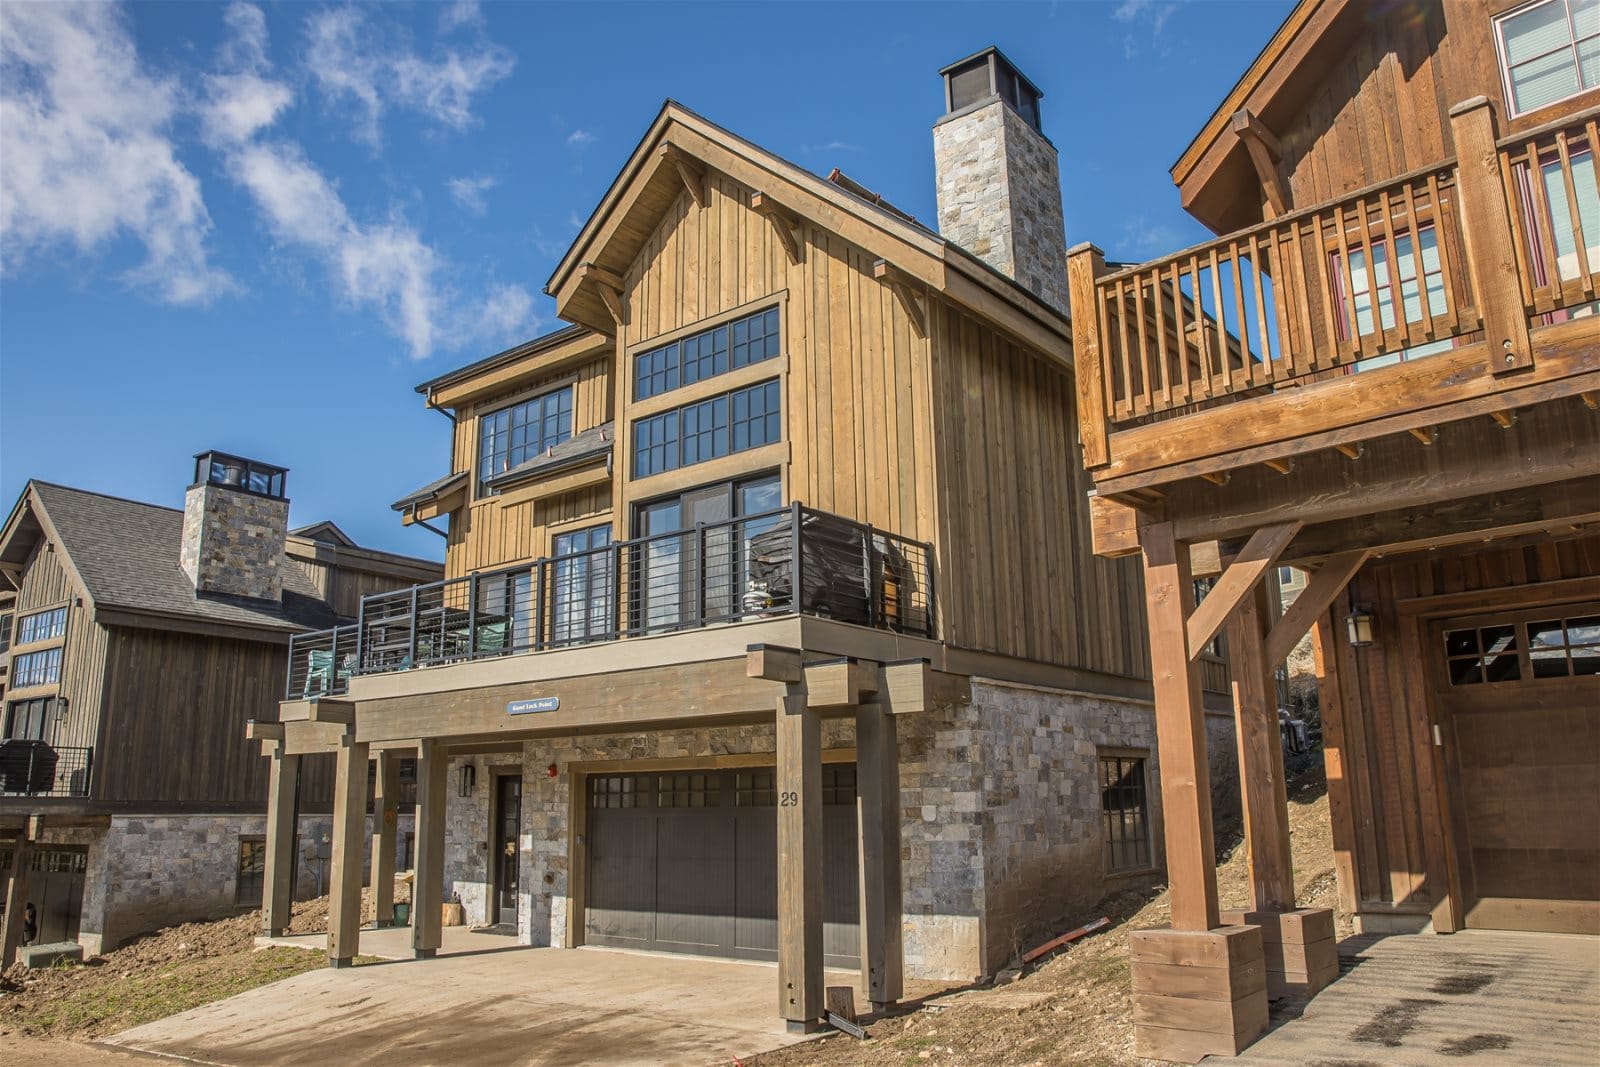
750 761 1339 1067
0 877 409 1040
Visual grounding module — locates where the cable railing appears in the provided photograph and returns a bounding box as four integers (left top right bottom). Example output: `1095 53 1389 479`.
0 741 92 798
283 504 935 698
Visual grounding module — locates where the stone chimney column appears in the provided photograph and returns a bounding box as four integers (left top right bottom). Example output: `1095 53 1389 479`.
180 452 290 602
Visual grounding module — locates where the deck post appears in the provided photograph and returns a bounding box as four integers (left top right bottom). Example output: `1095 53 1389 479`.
856 701 904 1012
1 815 39 969
776 685 823 1032
371 750 400 927
1224 583 1295 912
1067 243 1111 468
262 744 300 937
413 739 448 959
327 735 370 968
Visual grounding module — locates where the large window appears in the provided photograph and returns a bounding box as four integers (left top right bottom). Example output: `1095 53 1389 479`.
634 473 781 632
236 837 266 908
551 523 614 646
5 698 52 740
1101 753 1153 874
1495 0 1599 117
11 647 61 689
16 607 66 646
633 379 780 479
477 386 574 495
633 307 781 402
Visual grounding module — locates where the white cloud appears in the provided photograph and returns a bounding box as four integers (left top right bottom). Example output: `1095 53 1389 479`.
1113 0 1182 55
446 174 496 215
438 0 483 34
0 2 232 304
205 5 535 359
304 5 513 147
566 128 596 149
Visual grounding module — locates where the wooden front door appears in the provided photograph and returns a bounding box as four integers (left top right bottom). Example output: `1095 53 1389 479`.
493 774 521 926
1433 603 1600 934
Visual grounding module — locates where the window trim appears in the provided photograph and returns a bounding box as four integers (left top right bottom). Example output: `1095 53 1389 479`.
9 646 63 691
11 603 69 651
1099 749 1157 876
631 378 782 483
1493 0 1600 119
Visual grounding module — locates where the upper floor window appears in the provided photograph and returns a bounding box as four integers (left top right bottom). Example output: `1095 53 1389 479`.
16 607 66 646
1330 225 1455 370
633 380 780 479
1496 0 1599 117
11 647 62 689
633 307 781 402
478 386 574 495
0 612 11 654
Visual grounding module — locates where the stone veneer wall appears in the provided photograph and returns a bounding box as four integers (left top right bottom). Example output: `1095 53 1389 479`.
37 811 410 955
932 98 1070 313
179 483 288 601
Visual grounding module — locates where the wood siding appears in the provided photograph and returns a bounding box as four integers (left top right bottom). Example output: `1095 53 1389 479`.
9 540 104 752
1324 534 1600 920
285 556 435 620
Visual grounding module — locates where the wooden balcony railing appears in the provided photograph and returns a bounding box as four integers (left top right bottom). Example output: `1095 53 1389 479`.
284 504 936 700
1070 100 1599 472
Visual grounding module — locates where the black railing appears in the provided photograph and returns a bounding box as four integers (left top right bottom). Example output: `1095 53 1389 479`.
286 624 359 699
283 505 935 698
0 741 92 798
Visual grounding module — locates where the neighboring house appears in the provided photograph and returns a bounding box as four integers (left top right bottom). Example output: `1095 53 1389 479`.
263 49 1242 1027
0 453 441 960
1070 0 1598 1060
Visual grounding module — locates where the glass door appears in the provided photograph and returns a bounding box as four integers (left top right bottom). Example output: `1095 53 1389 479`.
551 524 613 646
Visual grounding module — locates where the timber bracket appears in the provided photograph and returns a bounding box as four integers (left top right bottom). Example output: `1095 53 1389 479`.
750 192 803 264
871 260 927 338
578 262 627 331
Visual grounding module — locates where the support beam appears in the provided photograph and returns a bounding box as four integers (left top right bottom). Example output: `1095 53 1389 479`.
1200 470 1230 486
413 739 448 959
747 643 802 683
1232 108 1291 219
371 750 400 928
1490 409 1517 428
1334 441 1364 460
1449 97 1533 374
245 720 285 742
1185 521 1301 660
1262 457 1294 475
1264 551 1370 667
1 816 40 969
262 745 300 937
658 143 705 208
327 735 370 967
1225 585 1294 912
776 687 824 1031
878 660 971 715
804 658 880 708
1068 244 1111 469
578 263 626 329
1408 425 1438 445
872 260 927 339
855 703 903 1012
750 192 803 264
1140 521 1220 932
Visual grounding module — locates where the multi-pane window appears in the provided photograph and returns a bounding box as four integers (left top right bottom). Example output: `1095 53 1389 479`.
1101 754 1153 873
1495 0 1599 117
736 768 777 806
5 698 52 740
551 524 614 646
1525 614 1600 678
821 763 857 805
588 775 642 809
236 837 266 907
16 607 66 645
657 772 720 808
11 647 62 689
1444 623 1523 685
633 307 781 402
1512 138 1599 309
632 380 781 479
477 386 574 495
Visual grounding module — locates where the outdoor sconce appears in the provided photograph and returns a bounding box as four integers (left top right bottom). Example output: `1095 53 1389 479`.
52 696 69 722
1345 606 1377 648
458 762 476 797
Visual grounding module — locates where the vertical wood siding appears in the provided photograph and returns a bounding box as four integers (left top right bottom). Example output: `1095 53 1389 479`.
12 540 105 752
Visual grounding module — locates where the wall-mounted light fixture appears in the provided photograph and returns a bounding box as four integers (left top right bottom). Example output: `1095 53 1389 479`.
53 696 70 722
458 762 477 798
1345 605 1377 648
546 763 559 779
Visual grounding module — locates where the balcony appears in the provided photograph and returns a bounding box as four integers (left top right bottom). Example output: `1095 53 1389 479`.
285 504 936 700
1069 101 1599 500
0 741 92 799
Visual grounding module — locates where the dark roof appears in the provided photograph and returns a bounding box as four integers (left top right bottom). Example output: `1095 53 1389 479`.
391 470 469 512
413 323 591 398
31 483 337 634
484 422 614 489
289 520 356 547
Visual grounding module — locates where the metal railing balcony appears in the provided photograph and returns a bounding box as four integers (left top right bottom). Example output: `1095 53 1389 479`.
0 741 92 798
285 503 936 699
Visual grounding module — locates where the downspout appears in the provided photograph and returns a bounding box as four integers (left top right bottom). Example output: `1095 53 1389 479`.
423 388 457 425
407 504 449 539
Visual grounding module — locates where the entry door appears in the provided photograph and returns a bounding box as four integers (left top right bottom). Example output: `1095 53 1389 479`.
493 775 521 925
1433 604 1600 934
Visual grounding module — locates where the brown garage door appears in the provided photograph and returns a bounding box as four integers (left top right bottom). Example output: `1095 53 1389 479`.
0 844 87 944
1434 604 1599 934
584 765 860 966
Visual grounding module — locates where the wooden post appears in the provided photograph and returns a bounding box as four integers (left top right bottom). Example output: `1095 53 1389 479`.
1139 520 1220 932
262 744 299 937
776 687 823 1032
371 750 400 928
856 702 903 1012
327 735 370 967
1 816 39 968
1448 96 1532 374
413 740 448 959
1224 584 1295 912
1067 243 1111 469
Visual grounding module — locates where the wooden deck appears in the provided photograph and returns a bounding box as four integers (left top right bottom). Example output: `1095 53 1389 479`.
1228 931 1600 1065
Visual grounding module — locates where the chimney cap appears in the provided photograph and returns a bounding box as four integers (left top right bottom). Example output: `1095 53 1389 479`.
939 46 1044 133
192 450 289 500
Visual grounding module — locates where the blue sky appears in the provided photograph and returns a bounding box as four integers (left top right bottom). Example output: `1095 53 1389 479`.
0 0 1292 560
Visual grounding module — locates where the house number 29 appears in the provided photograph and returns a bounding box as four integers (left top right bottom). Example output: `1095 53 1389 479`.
779 791 799 807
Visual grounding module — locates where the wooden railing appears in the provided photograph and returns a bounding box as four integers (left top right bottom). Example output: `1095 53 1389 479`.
1070 100 1598 465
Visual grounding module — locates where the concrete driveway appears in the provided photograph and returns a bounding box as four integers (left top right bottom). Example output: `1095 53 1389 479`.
103 929 857 1067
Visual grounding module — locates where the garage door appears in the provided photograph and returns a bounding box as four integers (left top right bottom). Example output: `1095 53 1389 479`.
585 765 860 966
1435 604 1600 934
0 844 87 944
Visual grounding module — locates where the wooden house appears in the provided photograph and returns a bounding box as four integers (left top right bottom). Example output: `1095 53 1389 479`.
0 455 440 961
260 51 1241 1025
1066 0 1598 1059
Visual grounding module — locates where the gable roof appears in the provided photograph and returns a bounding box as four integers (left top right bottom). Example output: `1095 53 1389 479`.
546 100 1072 366
290 520 357 547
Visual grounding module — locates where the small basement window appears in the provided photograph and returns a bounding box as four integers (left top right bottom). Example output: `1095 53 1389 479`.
236 836 266 907
1101 753 1153 873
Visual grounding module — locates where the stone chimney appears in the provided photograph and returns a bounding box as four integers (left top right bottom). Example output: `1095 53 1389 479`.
933 47 1069 313
180 451 289 602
